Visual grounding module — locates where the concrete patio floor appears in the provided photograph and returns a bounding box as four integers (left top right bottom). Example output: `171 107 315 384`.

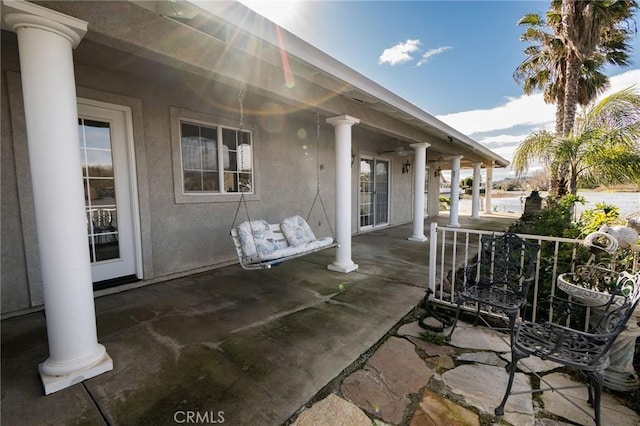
5 213 636 425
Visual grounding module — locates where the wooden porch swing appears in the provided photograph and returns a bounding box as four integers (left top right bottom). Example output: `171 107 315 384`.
229 92 337 270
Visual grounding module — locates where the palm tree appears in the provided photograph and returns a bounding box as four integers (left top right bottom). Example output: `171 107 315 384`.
512 88 640 195
514 8 612 193
560 0 637 136
515 8 566 136
514 0 636 196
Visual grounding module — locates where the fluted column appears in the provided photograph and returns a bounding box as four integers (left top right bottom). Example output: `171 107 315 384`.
448 155 463 227
326 115 359 273
471 162 482 219
3 0 113 394
409 143 430 241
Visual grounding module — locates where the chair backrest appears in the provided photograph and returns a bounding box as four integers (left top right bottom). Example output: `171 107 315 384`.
592 271 640 338
476 232 541 295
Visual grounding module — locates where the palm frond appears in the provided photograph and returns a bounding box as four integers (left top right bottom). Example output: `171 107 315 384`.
511 131 556 176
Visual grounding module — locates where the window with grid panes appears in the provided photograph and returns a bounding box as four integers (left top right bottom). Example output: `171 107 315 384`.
179 121 253 194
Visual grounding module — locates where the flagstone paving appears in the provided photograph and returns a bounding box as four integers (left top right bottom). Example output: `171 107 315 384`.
291 319 640 426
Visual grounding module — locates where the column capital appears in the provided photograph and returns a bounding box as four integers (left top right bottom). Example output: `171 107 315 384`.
472 161 483 167
326 115 360 127
451 154 464 160
410 142 430 150
3 0 88 47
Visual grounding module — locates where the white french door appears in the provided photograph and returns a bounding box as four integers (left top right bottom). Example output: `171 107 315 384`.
78 100 141 285
359 157 390 230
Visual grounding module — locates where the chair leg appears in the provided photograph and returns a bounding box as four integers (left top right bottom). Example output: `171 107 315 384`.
587 371 604 426
445 303 462 342
495 349 526 416
507 312 517 347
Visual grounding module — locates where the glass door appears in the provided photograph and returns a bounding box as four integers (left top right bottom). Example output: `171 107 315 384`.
374 160 389 225
359 157 390 230
78 101 139 286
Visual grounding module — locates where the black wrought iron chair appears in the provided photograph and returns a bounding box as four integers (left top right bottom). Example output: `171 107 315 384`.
495 270 640 426
445 232 540 343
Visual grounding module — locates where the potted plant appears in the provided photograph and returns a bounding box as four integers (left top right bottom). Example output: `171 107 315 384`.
557 265 628 306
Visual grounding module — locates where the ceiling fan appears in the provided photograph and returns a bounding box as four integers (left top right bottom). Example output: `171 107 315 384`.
379 146 412 156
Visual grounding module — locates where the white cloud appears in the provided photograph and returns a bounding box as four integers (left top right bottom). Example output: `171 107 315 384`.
479 133 531 146
437 93 556 135
437 68 640 137
378 39 421 66
417 46 452 66
435 68 639 175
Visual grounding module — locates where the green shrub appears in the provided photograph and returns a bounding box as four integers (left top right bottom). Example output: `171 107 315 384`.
439 195 451 211
578 202 624 236
511 194 583 238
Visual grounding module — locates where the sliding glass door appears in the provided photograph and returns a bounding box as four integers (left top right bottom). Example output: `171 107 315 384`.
359 157 389 230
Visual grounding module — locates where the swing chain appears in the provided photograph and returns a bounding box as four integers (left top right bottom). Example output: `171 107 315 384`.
306 112 336 239
231 88 253 234
316 112 321 192
238 89 245 132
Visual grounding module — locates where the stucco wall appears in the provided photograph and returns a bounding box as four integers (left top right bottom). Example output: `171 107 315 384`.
1 50 32 313
1 31 417 315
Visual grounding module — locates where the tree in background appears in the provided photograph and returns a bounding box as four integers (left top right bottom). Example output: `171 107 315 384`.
559 0 637 135
512 88 640 196
514 0 636 196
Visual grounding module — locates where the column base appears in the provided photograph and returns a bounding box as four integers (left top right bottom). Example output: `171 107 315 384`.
470 215 480 219
39 347 113 395
328 262 359 274
603 368 640 392
448 222 460 228
408 235 428 242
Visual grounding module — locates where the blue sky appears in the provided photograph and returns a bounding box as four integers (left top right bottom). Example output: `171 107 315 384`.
239 1 640 178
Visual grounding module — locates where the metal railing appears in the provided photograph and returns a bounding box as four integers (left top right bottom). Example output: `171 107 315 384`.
427 222 586 323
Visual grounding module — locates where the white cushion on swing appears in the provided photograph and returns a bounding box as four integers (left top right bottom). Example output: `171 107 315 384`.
237 220 278 257
243 237 335 264
281 215 316 247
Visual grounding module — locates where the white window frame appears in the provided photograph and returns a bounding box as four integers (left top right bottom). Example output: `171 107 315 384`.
170 107 260 204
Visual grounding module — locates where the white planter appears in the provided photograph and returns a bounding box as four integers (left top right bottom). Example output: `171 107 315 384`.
557 273 624 306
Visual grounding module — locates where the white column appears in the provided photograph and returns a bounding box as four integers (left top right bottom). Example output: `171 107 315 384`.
471 162 482 219
409 142 430 241
485 165 494 214
3 1 112 395
448 155 463 227
327 115 359 273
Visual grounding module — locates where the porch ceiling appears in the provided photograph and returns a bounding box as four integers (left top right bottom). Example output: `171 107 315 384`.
34 0 507 170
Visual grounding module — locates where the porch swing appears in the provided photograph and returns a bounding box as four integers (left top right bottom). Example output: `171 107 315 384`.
229 91 337 270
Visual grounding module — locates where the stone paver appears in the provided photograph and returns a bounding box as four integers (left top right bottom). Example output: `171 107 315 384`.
341 337 434 424
540 372 640 426
427 354 455 370
533 419 575 425
407 336 456 357
366 337 434 397
445 322 511 352
410 389 479 426
457 351 507 367
397 321 427 338
500 353 562 373
293 394 371 426
341 369 407 424
442 364 533 422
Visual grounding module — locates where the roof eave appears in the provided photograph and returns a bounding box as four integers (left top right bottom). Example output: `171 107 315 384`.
188 0 509 168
